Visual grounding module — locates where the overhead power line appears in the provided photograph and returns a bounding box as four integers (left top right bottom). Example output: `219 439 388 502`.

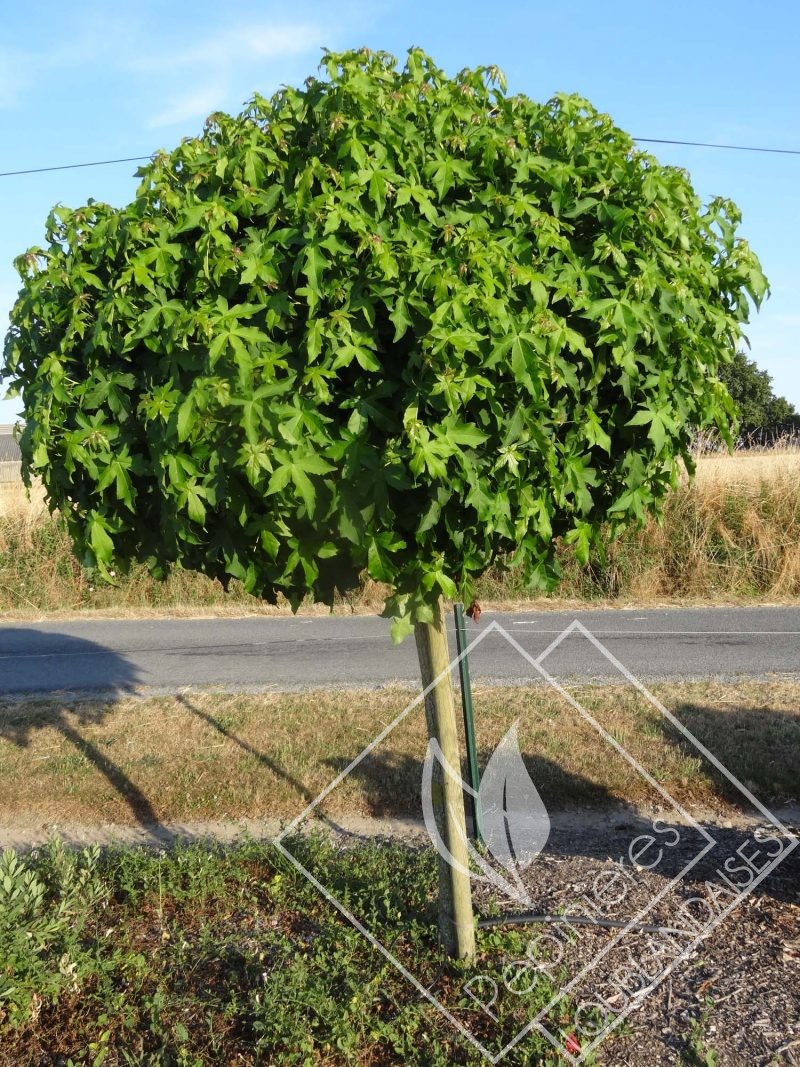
633 137 800 156
0 136 798 179
0 155 151 178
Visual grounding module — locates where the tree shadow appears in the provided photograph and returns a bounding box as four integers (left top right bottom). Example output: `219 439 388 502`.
0 627 163 836
661 699 800 810
323 748 614 821
322 707 799 907
173 692 354 837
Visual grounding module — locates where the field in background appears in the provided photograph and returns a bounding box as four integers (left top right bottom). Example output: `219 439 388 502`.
692 448 800 487
523 448 800 602
0 450 798 615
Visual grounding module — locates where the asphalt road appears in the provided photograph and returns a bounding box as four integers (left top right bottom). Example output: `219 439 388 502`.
0 606 798 696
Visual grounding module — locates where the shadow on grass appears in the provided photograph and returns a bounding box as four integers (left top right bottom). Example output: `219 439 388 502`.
322 693 800 816
324 749 614 821
0 628 163 835
321 695 799 905
664 700 800 809
174 692 355 836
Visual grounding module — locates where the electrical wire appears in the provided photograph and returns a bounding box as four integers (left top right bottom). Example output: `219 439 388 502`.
633 137 800 156
0 135 798 180
0 155 151 178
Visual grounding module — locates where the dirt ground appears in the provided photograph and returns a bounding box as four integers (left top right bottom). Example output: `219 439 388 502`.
468 811 800 1066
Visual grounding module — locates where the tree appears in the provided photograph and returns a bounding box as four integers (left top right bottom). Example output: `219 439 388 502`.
2 48 766 959
718 350 798 436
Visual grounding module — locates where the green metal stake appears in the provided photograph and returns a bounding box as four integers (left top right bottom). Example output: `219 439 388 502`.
453 602 484 844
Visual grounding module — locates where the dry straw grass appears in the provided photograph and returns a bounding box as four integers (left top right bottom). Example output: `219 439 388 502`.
692 450 800 488
0 680 796 828
0 451 798 615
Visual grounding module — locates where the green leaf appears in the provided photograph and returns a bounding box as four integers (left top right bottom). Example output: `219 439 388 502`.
389 297 412 341
367 535 398 582
295 451 335 475
418 498 441 534
354 346 380 372
186 486 207 524
31 443 49 469
648 411 668 452
565 523 591 566
267 466 291 495
435 571 457 599
302 243 327 296
627 408 654 427
444 421 487 448
90 519 114 566
390 615 415 644
243 148 260 186
585 409 612 453
307 319 324 361
176 397 195 442
291 465 316 513
260 529 280 559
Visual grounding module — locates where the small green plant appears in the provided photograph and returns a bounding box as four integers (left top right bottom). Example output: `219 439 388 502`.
685 999 719 1066
0 837 573 1064
0 840 105 1023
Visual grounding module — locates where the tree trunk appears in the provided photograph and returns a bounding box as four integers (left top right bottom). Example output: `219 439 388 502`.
414 595 476 960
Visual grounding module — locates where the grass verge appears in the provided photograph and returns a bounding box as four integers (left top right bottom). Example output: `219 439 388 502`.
0 835 578 1066
1 680 797 829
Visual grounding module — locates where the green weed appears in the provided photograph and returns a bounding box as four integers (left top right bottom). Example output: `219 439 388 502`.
0 836 585 1065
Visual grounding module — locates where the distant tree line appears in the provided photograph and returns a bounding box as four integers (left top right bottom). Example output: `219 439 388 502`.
720 351 799 438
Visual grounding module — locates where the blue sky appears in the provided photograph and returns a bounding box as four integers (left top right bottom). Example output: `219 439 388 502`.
1 0 798 422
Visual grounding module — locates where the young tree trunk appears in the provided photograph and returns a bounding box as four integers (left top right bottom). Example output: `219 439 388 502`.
414 595 476 960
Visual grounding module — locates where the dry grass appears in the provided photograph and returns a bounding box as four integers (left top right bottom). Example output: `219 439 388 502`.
0 453 799 617
1 680 797 829
0 481 46 519
692 450 800 487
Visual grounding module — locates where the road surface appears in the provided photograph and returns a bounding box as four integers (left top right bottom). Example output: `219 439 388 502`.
0 606 798 696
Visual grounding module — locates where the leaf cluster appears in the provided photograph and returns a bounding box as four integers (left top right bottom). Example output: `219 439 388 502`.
2 47 767 637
